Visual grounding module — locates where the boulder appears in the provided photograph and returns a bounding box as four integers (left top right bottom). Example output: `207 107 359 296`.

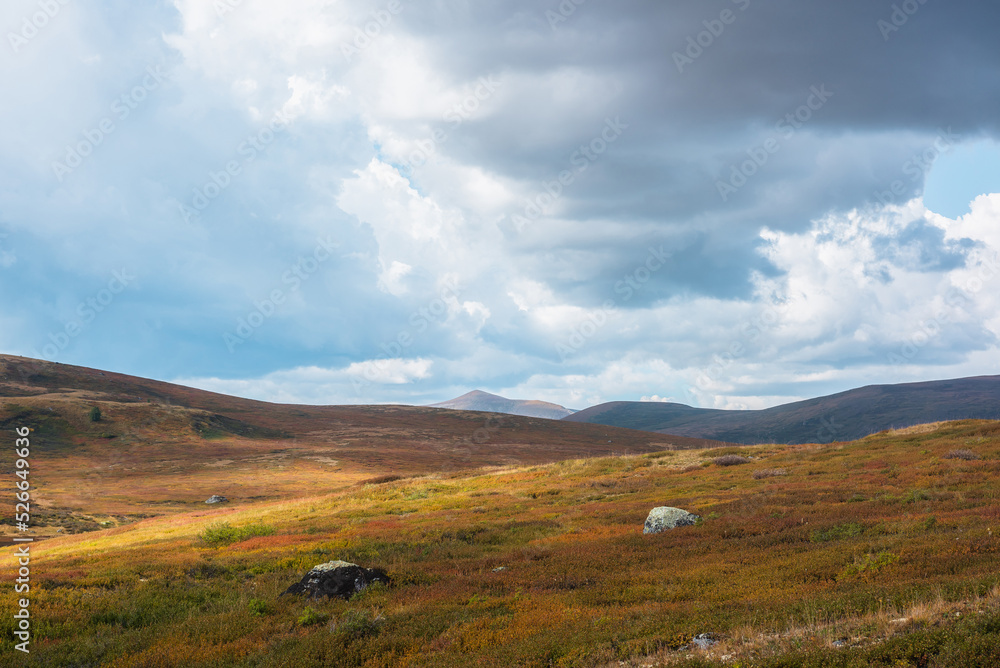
680 633 720 650
205 495 228 504
643 506 700 534
281 560 391 600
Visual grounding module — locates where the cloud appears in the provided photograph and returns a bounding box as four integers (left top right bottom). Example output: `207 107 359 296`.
345 357 433 385
2 0 1000 411
179 357 433 404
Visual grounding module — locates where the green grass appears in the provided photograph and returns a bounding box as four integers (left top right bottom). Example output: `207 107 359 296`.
2 419 999 666
199 521 277 546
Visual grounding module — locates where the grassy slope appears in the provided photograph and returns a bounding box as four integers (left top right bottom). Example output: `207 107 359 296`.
0 355 724 542
2 420 999 667
563 376 1000 444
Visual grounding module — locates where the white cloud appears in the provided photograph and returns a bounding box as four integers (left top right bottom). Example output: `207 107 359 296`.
5 1 1000 416
178 357 433 404
345 357 433 384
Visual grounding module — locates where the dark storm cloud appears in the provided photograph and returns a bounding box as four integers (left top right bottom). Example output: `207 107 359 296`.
390 0 1000 306
4 0 998 407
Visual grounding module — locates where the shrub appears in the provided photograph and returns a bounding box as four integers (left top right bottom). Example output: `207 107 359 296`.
248 599 270 616
644 451 676 459
752 468 787 479
332 609 384 640
943 449 981 461
297 606 329 627
714 455 751 467
363 474 403 485
838 551 899 581
810 522 864 542
199 522 276 546
89 407 102 422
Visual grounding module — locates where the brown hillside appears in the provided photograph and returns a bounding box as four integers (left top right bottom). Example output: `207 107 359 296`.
0 355 729 538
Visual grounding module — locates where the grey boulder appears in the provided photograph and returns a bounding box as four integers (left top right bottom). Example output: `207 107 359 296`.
281 560 391 600
643 506 700 534
205 495 228 504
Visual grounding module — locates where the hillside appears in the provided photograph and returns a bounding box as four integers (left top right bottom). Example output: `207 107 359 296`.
563 376 1000 444
2 419 998 666
429 389 576 419
0 355 725 540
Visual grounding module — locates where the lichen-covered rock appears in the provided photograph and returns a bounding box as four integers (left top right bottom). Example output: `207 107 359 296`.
205 495 228 504
643 506 700 534
281 560 391 600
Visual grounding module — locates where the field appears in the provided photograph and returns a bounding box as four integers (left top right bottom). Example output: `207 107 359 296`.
0 354 719 543
2 412 1000 666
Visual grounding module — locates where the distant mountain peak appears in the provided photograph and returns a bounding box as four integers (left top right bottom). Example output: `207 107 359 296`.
429 390 576 420
456 389 501 399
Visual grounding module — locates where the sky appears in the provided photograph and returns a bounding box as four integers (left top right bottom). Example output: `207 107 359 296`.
1 0 1000 411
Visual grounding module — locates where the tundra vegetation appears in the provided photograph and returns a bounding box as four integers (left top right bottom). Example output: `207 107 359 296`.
1 420 999 666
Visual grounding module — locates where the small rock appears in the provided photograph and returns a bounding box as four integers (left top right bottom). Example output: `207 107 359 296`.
205 495 228 504
643 506 700 534
281 560 391 600
832 638 849 648
492 566 506 572
690 633 718 649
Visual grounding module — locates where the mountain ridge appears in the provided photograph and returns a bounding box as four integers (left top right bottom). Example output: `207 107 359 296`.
562 375 1000 444
429 389 576 419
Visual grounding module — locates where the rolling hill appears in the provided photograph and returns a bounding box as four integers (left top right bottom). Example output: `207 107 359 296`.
3 354 1000 666
428 389 576 419
2 414 999 666
563 375 1000 444
0 354 726 540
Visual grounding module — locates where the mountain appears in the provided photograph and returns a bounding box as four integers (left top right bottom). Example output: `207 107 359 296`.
429 389 576 419
0 354 728 532
563 375 1000 444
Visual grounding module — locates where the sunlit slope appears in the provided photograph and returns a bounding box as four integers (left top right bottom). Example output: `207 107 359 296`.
0 355 725 536
2 420 998 666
